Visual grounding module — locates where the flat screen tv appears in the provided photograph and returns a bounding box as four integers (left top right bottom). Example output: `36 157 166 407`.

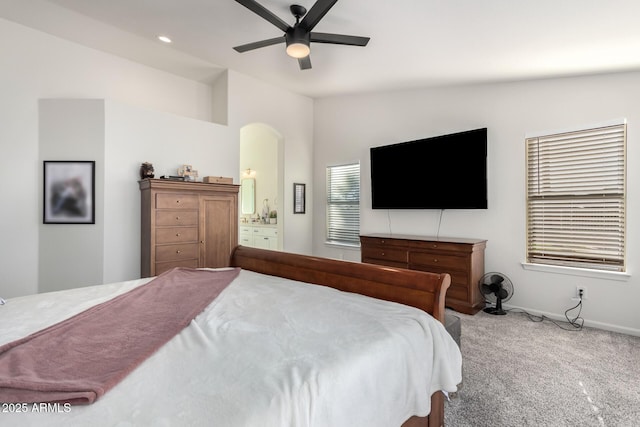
370 128 487 209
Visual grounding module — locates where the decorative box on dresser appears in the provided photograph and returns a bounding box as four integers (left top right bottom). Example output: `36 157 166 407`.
360 234 487 314
139 179 239 277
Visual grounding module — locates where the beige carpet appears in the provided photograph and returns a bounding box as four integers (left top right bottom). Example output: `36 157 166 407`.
444 309 640 427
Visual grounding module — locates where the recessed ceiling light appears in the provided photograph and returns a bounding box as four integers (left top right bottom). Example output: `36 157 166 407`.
158 35 172 43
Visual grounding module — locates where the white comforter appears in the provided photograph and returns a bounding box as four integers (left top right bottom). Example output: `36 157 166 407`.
0 269 462 427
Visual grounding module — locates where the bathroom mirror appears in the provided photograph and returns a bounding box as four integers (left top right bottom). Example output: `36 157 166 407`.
241 178 255 215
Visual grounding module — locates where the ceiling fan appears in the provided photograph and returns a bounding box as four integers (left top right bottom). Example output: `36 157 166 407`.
233 0 370 70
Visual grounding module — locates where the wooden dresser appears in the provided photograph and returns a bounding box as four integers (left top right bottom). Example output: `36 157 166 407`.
360 234 487 314
139 179 239 277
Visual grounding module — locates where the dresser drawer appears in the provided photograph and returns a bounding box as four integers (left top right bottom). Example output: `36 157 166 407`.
448 270 470 287
156 193 199 209
409 252 467 270
447 284 469 301
360 236 403 248
415 241 471 253
411 264 469 287
156 210 198 226
410 264 470 301
156 227 198 244
253 227 278 237
155 259 199 275
360 234 486 315
361 247 407 264
363 257 408 269
155 243 199 262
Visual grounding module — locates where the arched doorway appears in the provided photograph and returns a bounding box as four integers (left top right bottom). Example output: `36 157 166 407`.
239 123 284 250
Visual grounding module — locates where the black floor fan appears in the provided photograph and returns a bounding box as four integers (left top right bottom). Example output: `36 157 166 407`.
478 272 514 315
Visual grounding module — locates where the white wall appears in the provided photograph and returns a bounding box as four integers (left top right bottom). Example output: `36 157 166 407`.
103 100 235 283
0 18 313 299
0 17 218 298
38 100 105 292
313 72 640 335
37 98 236 291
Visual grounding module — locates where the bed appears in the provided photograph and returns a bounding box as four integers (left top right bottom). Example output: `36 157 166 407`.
0 246 461 426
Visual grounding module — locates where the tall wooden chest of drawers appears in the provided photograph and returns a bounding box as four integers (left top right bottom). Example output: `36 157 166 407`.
360 234 487 314
139 179 239 277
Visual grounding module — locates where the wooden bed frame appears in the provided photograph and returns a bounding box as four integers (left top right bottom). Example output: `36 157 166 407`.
230 245 452 427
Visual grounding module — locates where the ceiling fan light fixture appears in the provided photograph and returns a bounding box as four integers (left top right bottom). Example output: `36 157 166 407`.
286 26 311 58
286 42 310 58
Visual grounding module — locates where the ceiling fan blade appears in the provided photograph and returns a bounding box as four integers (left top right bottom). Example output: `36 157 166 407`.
233 36 285 53
299 0 339 31
235 0 290 32
298 55 312 70
310 32 370 46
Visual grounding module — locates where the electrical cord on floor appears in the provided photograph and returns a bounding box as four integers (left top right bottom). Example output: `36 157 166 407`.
564 299 585 330
507 299 584 331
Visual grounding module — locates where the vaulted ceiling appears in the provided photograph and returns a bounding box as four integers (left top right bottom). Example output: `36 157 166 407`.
3 0 640 98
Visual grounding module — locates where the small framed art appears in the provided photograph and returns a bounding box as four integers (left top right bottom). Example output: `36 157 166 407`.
43 161 95 224
293 183 306 214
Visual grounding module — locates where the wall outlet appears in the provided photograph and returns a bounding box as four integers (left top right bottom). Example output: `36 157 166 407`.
576 286 587 300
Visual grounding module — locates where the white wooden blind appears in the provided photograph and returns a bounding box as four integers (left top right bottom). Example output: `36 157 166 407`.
326 163 360 244
526 122 626 271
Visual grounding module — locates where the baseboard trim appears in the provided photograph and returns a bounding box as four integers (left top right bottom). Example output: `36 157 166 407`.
503 303 640 337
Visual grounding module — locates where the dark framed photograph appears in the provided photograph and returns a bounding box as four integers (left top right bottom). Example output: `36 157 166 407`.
294 183 306 214
43 161 95 224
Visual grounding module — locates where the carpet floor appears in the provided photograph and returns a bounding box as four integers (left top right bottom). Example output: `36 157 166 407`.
443 309 640 427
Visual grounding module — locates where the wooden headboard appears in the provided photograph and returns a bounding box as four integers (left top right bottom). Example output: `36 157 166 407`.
230 245 451 323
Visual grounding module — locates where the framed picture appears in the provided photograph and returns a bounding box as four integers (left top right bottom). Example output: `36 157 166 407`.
43 161 95 224
293 183 306 214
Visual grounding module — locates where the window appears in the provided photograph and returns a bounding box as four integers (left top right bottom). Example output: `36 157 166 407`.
526 121 626 272
326 163 360 245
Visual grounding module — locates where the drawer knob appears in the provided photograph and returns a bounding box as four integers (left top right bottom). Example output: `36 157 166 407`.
381 240 385 244
381 252 385 256
176 216 180 220
176 233 180 237
433 244 438 248
434 259 438 262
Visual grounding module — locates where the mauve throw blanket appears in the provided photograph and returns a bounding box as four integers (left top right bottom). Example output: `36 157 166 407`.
0 267 240 405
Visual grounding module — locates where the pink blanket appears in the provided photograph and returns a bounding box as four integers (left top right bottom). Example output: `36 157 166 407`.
0 267 240 404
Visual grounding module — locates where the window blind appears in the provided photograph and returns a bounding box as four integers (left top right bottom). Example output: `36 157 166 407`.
526 123 626 271
326 163 360 245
